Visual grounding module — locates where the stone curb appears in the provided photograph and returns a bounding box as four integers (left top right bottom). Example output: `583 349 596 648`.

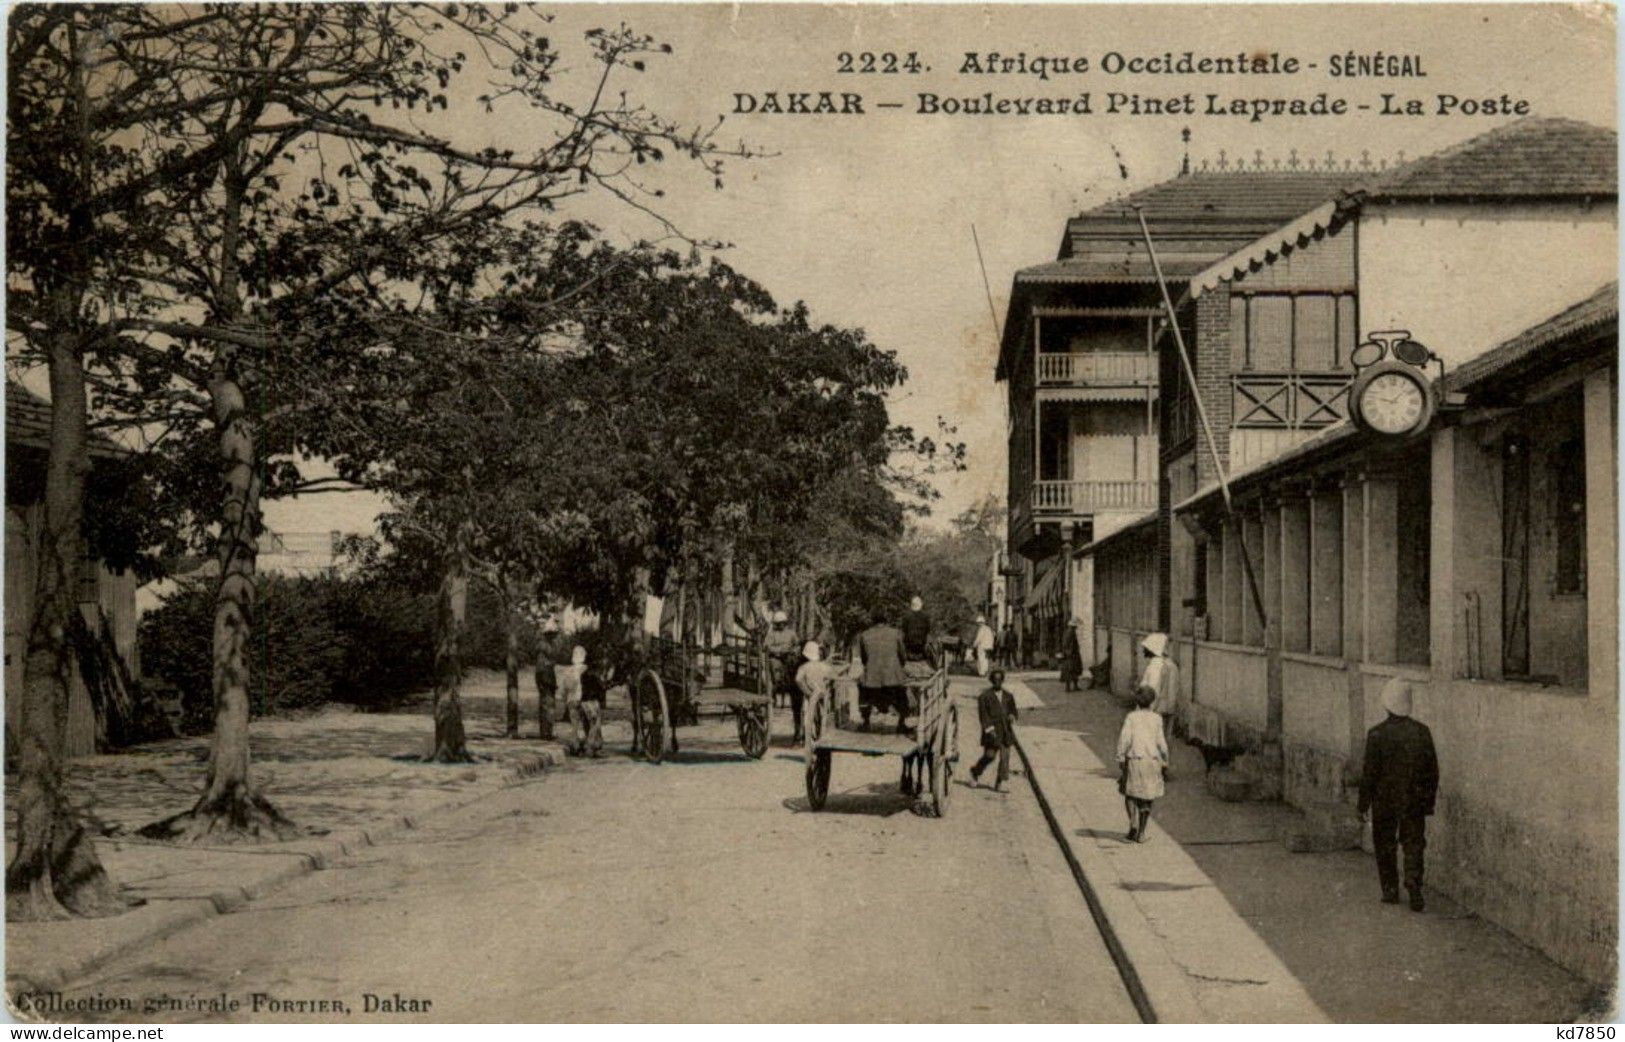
1011 727 1205 1025
7 751 555 998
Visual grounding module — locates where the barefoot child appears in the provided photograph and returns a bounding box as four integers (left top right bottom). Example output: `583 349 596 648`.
970 669 1018 791
1116 686 1168 842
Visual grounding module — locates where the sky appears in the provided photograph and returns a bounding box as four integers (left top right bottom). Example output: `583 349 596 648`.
266 1 1616 539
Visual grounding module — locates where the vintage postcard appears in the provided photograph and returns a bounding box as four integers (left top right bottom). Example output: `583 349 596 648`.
3 1 1617 1026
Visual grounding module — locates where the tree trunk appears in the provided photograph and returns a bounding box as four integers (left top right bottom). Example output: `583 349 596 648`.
6 318 129 919
8 17 130 919
675 578 688 648
431 547 473 762
140 365 296 842
721 545 737 639
501 579 520 739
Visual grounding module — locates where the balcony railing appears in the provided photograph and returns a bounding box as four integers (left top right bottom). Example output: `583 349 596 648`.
1232 372 1352 429
1036 352 1156 386
1030 479 1157 514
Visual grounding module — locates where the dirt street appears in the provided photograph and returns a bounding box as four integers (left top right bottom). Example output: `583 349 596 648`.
54 689 1135 1023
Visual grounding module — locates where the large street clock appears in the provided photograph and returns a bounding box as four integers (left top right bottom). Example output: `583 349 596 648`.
1348 332 1439 438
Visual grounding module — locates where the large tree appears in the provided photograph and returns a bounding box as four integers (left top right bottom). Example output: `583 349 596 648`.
9 5 753 886
5 4 248 916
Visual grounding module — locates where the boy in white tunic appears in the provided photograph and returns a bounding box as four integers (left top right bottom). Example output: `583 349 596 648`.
1115 687 1168 842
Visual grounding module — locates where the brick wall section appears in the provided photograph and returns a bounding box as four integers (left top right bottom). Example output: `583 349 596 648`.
1194 285 1234 487
1156 472 1172 629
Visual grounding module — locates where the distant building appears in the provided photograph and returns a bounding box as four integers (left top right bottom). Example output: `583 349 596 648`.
258 529 357 578
135 527 366 619
996 161 1361 667
4 382 139 758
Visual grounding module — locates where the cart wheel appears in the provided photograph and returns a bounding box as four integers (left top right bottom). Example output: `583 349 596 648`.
635 668 670 764
628 672 644 755
805 694 826 752
930 749 950 818
806 749 832 810
736 703 769 759
946 704 961 762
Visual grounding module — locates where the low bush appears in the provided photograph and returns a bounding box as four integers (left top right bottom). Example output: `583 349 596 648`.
137 571 439 731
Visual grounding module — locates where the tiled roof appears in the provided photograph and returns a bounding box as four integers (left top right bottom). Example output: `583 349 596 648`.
1446 282 1617 391
6 381 54 450
1073 508 1158 558
7 381 127 458
1366 117 1617 200
1015 256 1210 284
1072 171 1357 225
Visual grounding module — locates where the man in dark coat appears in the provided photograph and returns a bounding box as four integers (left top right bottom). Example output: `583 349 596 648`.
901 596 932 664
857 610 910 733
970 669 1018 790
1358 678 1440 911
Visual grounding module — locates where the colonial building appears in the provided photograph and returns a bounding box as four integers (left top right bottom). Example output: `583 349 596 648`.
1084 117 1617 984
4 382 140 758
996 161 1360 667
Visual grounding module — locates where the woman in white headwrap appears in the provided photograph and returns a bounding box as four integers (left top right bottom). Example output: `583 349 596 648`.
1136 632 1180 753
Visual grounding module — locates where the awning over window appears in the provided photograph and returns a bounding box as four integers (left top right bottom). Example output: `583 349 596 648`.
1036 386 1152 403
1025 562 1065 613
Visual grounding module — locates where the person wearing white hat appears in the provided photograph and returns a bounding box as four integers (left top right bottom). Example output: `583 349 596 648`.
972 614 995 677
561 645 591 755
1358 677 1439 911
793 640 830 745
764 608 800 727
1137 633 1180 755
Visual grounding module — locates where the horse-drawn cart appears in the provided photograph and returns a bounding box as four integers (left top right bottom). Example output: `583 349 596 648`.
631 634 773 763
801 664 960 817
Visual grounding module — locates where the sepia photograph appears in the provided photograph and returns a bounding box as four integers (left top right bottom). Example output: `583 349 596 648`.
1 0 1618 1026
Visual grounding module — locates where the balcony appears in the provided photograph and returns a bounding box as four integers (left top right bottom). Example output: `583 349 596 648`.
1036 351 1156 388
1030 479 1157 515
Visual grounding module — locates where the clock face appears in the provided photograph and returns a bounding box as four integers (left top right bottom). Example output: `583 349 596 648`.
1360 371 1427 434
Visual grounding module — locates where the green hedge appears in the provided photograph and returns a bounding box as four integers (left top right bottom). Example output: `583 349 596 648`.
137 572 437 733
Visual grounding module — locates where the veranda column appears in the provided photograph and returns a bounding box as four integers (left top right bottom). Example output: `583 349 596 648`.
1583 368 1617 700
1308 485 1343 657
1261 499 1284 742
1342 475 1368 762
1362 472 1401 664
1280 491 1311 654
1073 553 1095 665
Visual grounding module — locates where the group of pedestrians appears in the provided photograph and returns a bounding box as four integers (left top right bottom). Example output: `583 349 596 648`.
532 619 606 758
1090 630 1439 908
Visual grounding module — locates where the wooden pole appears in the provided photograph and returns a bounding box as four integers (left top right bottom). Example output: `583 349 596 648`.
1133 205 1268 633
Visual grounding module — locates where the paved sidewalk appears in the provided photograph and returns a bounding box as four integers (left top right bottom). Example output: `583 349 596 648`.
1017 678 1605 1023
1019 723 1324 1022
947 673 1044 711
6 671 563 1000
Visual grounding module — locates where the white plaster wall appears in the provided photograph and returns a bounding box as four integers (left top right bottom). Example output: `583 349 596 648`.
1425 677 1618 984
1190 642 1269 732
1280 656 1350 754
1108 627 1142 695
1357 202 1617 370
